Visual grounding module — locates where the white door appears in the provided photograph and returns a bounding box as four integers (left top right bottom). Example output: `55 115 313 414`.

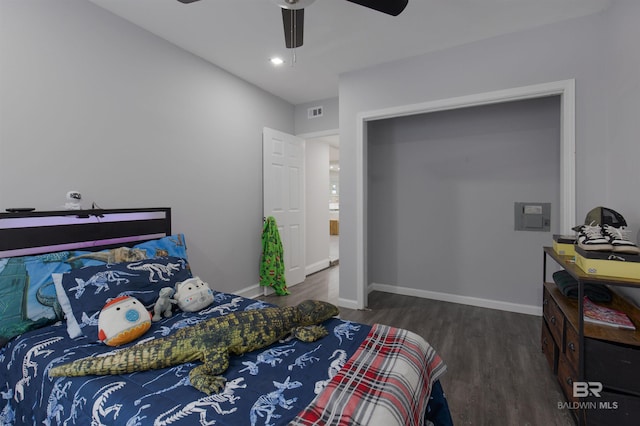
263 127 305 288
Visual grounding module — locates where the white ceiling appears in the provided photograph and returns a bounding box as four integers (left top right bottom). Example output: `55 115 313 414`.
88 0 612 105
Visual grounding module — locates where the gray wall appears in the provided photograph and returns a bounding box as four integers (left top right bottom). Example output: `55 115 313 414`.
367 97 560 308
0 0 294 294
603 0 640 224
602 0 640 302
339 1 640 306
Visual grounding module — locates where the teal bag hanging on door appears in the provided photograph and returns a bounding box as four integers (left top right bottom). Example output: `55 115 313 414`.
260 216 289 295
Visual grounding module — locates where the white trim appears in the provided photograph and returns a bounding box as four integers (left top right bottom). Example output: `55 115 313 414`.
356 117 367 310
370 282 542 316
236 279 308 300
296 128 339 140
559 79 576 234
233 283 263 300
356 79 576 310
337 297 361 310
306 258 330 276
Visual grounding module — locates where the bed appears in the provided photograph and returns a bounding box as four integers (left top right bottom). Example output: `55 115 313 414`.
0 208 451 425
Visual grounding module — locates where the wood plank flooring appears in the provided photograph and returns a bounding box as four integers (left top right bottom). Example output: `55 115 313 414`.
259 266 574 425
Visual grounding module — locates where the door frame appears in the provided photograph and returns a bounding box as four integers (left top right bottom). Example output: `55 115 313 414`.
355 79 576 309
297 128 340 275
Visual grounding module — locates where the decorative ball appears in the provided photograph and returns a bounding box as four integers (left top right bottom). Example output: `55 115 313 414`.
174 276 214 312
98 296 151 346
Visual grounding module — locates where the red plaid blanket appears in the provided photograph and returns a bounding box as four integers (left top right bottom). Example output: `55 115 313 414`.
291 323 447 426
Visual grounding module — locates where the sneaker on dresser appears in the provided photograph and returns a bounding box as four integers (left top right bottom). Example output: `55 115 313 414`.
575 222 614 251
603 225 640 255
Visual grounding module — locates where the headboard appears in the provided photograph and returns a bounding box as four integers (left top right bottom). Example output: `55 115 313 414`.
0 207 172 258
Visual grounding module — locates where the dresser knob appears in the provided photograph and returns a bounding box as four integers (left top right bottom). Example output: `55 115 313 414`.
566 377 573 386
569 342 576 352
551 316 556 325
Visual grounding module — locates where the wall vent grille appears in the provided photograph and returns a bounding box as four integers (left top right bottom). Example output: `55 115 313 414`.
308 106 323 119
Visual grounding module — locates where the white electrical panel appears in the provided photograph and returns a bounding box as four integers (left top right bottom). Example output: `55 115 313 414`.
514 202 551 232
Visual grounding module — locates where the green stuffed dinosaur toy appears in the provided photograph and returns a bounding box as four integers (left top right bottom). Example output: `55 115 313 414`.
50 300 339 394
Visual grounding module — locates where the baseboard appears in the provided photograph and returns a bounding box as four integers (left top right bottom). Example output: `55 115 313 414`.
337 297 361 310
234 283 263 300
236 280 306 300
239 259 331 299
369 282 542 316
306 258 330 276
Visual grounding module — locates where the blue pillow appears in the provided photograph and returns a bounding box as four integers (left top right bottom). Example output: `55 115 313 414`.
66 234 189 268
134 234 188 260
0 234 188 346
54 256 192 341
0 253 73 346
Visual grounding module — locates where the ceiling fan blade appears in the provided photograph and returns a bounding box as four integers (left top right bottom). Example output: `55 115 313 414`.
282 8 304 49
176 0 201 4
345 0 408 16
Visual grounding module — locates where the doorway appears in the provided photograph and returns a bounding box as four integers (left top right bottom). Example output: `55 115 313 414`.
303 132 340 276
329 143 340 266
354 80 576 309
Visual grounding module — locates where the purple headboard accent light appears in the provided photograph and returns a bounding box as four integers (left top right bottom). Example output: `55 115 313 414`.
2 234 167 258
0 208 172 258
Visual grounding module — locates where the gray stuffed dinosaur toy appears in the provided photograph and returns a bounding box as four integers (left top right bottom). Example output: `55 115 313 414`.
152 287 177 322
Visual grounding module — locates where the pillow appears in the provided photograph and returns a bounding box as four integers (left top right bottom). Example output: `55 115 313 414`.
0 234 188 346
98 296 152 346
134 234 188 262
66 234 189 268
174 276 214 312
54 256 192 341
0 253 74 346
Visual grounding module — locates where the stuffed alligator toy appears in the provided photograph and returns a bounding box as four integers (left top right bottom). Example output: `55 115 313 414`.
49 300 339 394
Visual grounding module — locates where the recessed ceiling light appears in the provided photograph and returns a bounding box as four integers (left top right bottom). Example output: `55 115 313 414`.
270 57 285 66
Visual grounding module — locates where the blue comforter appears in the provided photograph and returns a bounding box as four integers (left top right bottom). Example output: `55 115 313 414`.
0 292 450 425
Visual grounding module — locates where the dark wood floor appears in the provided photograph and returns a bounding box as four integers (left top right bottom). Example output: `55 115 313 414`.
260 266 574 426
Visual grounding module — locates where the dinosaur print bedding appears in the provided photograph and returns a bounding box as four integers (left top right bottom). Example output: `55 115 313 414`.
0 291 450 425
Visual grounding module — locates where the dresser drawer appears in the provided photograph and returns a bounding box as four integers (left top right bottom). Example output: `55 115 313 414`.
585 391 640 426
585 338 640 394
564 321 580 370
543 287 564 348
557 353 579 404
541 321 558 373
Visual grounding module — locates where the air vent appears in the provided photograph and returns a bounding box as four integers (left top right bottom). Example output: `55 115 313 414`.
307 106 323 119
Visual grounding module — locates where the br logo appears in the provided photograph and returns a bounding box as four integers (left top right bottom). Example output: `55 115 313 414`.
573 381 603 398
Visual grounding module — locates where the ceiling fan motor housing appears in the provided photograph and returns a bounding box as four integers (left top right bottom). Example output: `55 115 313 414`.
275 0 316 10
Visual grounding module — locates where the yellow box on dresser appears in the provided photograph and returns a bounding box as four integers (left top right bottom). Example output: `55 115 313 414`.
575 247 640 280
553 234 576 257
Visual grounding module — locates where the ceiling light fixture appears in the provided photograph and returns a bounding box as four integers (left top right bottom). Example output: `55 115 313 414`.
270 57 285 66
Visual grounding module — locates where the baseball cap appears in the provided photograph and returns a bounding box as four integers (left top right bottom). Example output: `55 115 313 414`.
580 206 627 228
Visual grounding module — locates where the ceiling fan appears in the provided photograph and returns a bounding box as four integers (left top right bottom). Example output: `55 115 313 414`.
177 0 409 49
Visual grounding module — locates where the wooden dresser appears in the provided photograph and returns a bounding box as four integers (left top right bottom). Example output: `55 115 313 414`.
542 247 640 425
